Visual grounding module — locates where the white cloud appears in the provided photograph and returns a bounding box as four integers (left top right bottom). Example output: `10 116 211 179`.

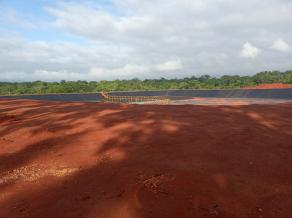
154 60 183 71
0 70 81 82
1 1 292 81
0 7 36 29
44 2 155 43
89 60 183 78
240 42 261 58
271 39 291 52
197 52 229 67
0 60 183 82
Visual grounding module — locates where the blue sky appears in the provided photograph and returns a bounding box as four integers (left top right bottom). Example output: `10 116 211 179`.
0 0 90 45
0 0 292 82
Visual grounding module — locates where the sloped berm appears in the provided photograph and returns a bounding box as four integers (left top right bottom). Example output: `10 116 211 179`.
1 89 292 103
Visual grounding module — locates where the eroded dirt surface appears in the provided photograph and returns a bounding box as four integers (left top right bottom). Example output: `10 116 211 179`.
0 98 292 218
242 83 292 89
169 98 292 105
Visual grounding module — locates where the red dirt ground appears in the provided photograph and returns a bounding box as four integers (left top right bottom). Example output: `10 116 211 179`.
242 83 292 89
0 99 292 218
171 98 292 105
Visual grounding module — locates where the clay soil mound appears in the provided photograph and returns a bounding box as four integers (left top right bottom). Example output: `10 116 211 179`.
242 83 292 89
0 99 292 218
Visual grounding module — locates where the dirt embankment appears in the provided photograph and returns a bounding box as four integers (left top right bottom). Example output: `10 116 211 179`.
243 83 292 89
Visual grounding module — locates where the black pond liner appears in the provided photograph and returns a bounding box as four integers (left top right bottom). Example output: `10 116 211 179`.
1 89 292 105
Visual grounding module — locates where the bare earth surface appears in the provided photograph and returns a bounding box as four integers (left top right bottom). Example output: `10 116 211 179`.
242 83 292 89
168 98 292 105
0 98 292 218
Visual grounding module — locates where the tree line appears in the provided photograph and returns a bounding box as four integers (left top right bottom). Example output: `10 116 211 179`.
0 70 292 95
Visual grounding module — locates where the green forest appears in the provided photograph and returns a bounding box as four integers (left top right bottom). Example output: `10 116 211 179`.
0 70 292 95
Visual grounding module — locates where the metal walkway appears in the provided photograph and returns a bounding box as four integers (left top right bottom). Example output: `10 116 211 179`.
101 92 170 104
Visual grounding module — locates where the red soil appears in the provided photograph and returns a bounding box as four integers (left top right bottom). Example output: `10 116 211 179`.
175 97 291 105
0 99 292 218
242 83 292 89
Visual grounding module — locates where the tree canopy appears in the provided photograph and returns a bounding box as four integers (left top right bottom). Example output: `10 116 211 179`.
0 70 292 95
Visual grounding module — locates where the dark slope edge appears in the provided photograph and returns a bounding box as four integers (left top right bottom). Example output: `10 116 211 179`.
1 89 292 102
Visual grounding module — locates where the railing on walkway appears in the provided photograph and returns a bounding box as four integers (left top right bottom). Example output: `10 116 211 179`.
101 92 170 104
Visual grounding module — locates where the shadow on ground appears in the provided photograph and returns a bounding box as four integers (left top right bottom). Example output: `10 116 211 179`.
0 99 292 218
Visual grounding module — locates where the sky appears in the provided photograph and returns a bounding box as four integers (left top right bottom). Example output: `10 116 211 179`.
0 0 292 82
